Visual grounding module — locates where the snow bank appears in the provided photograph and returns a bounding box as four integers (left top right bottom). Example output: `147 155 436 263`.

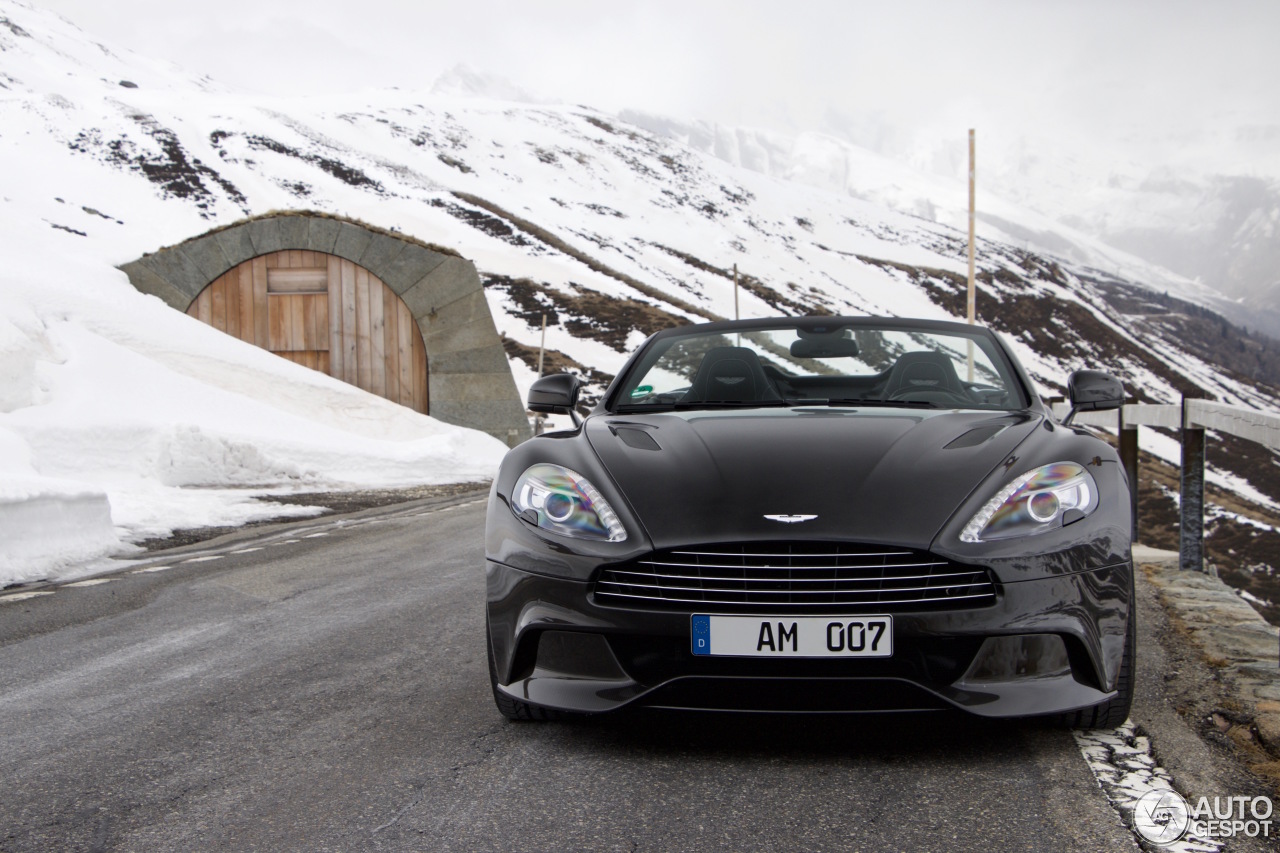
0 482 119 585
0 424 120 583
0 201 506 587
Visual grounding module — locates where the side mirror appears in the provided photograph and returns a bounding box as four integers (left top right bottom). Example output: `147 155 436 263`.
1063 370 1123 425
528 373 583 426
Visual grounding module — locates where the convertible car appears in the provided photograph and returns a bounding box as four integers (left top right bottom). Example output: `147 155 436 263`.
485 316 1133 726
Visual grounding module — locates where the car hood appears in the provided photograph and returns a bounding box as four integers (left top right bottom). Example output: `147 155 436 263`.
586 407 1040 550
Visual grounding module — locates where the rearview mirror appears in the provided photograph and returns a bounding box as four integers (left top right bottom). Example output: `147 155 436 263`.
1064 370 1123 424
790 336 860 359
528 374 583 424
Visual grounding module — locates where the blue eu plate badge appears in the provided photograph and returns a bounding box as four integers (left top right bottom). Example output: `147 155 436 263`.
691 614 711 655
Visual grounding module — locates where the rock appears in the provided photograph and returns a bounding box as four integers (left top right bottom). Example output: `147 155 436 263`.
1227 725 1256 749
1255 711 1280 752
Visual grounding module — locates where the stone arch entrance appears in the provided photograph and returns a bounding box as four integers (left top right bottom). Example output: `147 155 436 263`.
188 249 429 414
118 212 531 444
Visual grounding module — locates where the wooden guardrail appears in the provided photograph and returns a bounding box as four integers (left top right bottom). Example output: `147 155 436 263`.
1050 399 1280 572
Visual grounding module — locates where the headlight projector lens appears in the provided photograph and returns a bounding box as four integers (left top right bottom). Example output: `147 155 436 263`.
1026 490 1061 522
543 492 575 522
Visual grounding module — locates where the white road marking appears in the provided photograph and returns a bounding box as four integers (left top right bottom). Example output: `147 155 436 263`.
0 496 482 602
0 591 54 603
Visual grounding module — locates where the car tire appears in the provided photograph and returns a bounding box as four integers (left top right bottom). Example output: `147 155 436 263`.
1065 600 1136 730
486 620 565 722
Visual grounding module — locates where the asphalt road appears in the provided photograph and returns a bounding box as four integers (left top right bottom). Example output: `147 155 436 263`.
0 493 1250 852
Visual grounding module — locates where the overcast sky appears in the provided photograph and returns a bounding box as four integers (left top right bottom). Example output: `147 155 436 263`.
32 0 1280 176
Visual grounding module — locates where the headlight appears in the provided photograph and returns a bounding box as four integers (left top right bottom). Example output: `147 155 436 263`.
960 462 1098 543
511 463 627 542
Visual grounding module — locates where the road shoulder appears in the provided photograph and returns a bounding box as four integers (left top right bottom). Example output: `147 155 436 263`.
1138 551 1280 798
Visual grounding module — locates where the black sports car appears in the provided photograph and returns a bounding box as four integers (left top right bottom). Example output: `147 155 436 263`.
485 316 1133 726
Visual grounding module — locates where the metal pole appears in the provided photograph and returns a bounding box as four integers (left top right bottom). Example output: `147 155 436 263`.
966 128 976 382
734 264 740 322
1179 394 1206 572
1119 406 1139 543
536 313 546 378
534 313 547 435
734 264 741 347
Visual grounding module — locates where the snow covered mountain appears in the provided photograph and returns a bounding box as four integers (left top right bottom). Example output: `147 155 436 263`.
915 123 1280 340
667 109 1280 341
1 0 1278 612
618 110 1280 339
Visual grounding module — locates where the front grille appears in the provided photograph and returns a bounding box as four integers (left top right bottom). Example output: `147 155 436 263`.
593 542 998 612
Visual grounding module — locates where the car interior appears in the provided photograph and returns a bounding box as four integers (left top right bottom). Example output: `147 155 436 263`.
665 346 1010 408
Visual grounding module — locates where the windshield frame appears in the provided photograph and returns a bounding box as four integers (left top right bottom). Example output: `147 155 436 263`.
600 316 1038 415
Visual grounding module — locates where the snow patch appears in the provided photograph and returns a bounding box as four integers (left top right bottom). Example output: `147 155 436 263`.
156 425 313 487
1075 722 1222 853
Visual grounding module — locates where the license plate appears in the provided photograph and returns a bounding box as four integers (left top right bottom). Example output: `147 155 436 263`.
690 614 893 658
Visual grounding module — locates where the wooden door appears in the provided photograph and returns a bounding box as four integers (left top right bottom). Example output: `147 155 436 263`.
187 250 429 414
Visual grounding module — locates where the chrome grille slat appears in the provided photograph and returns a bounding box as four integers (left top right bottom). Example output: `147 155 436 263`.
637 560 949 571
594 541 998 612
597 590 997 607
598 580 993 595
605 569 986 585
670 550 914 558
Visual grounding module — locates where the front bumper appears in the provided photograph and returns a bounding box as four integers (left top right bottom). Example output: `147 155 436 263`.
486 558 1132 717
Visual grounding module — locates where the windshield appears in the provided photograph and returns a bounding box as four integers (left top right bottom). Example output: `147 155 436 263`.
612 322 1026 412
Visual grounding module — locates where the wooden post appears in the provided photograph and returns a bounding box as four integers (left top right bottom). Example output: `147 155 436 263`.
1179 393 1206 572
966 128 976 382
1119 405 1139 542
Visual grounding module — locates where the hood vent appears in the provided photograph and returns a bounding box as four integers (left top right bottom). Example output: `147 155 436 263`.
610 425 661 451
944 424 1008 449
